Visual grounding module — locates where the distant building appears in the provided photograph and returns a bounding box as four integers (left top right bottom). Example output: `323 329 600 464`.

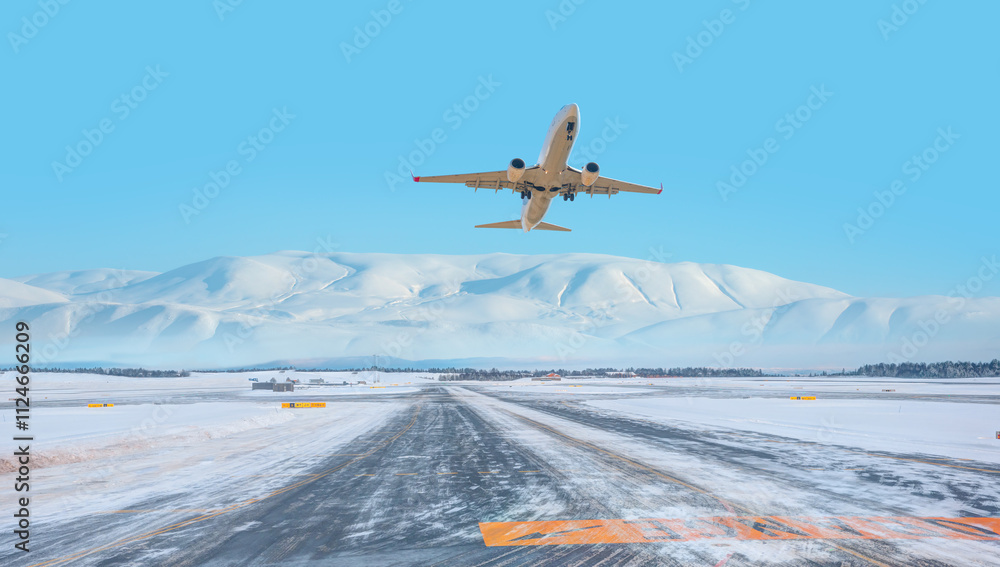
251 382 272 390
309 378 324 384
273 382 294 392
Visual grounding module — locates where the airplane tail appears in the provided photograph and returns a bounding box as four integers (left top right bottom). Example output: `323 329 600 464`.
534 222 571 232
474 221 571 232
475 221 522 230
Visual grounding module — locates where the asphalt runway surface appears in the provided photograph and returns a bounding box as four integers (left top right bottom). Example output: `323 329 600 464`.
6 384 1000 566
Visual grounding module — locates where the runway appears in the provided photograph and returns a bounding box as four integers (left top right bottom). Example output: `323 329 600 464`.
5 382 1000 566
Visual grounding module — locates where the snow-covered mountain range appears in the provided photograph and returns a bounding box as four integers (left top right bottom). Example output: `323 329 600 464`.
2 251 997 370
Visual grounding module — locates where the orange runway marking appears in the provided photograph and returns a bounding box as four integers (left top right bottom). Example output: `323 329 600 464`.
437 472 458 475
479 516 1000 547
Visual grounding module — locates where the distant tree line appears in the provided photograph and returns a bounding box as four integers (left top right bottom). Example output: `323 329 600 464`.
11 360 997 379
855 359 1000 378
437 369 531 381
29 367 190 377
191 366 294 373
435 367 770 381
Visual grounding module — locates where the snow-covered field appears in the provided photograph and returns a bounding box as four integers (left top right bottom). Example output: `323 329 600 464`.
588 396 1000 463
0 372 997 566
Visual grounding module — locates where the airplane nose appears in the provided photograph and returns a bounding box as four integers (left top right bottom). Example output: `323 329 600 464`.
564 103 579 117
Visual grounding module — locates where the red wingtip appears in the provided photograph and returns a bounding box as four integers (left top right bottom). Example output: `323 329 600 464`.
411 170 420 182
658 183 663 195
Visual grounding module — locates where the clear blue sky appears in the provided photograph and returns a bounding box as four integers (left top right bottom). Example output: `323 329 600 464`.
3 1 998 298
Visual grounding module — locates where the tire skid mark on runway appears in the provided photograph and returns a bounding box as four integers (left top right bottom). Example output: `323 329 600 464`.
508 394 1000 535
843 449 1000 474
497 407 748 514
493 406 897 567
25 405 423 567
741 437 1000 474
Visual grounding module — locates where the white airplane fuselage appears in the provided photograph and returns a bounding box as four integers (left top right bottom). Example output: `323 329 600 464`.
413 103 660 232
521 104 580 231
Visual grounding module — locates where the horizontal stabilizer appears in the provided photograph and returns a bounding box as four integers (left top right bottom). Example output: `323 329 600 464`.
534 222 571 232
474 220 571 232
475 220 522 230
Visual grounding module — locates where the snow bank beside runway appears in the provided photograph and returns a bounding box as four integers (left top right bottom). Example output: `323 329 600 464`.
587 396 1000 463
0 402 296 472
0 397 407 521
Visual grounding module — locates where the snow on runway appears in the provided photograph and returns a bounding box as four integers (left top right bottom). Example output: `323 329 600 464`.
1 373 997 566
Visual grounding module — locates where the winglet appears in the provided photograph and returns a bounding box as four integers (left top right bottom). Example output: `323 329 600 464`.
658 183 663 195
411 170 420 182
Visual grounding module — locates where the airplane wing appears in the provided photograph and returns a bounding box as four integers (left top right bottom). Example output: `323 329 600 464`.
563 166 662 196
412 168 538 192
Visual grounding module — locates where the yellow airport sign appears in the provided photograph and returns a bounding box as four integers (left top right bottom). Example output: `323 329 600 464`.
790 396 817 400
281 402 326 408
88 403 114 407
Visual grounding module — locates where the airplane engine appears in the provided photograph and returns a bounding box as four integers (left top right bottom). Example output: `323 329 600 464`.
581 162 600 186
507 158 526 183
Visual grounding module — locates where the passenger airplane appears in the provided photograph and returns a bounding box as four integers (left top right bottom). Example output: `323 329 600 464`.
412 104 661 232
